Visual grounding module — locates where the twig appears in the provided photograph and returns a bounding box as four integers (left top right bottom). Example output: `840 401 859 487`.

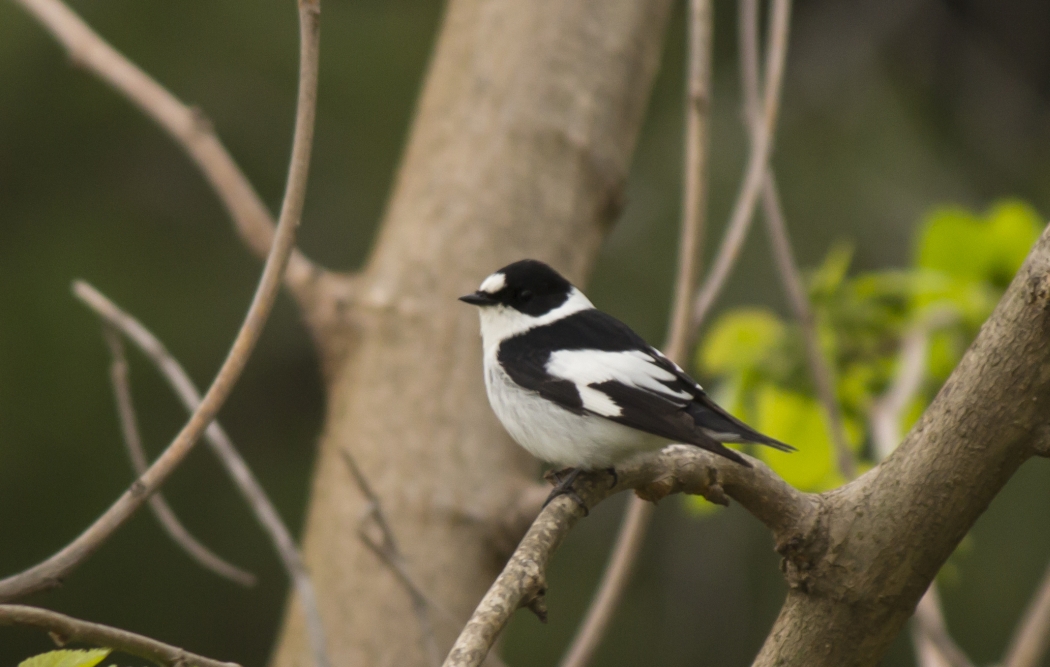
0 0 320 606
869 327 928 461
557 496 653 667
11 0 324 302
1003 558 1050 667
666 0 715 366
690 0 792 328
74 282 331 667
444 446 815 667
759 178 855 477
735 0 855 479
557 3 713 666
869 326 971 667
912 586 975 667
340 449 446 667
0 604 241 667
102 326 256 587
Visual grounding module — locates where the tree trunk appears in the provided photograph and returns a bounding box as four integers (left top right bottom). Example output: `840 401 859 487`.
270 2 673 665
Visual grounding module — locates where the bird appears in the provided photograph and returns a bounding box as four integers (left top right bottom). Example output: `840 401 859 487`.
459 259 794 505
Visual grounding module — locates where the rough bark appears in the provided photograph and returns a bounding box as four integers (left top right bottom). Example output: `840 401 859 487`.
269 2 673 666
753 224 1050 667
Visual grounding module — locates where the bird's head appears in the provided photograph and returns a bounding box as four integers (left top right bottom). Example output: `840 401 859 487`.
460 259 593 342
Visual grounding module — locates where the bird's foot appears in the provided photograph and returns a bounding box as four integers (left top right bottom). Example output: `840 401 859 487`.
542 467 588 516
605 466 618 488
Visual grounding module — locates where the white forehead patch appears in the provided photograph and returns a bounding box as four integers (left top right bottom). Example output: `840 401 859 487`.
479 272 506 294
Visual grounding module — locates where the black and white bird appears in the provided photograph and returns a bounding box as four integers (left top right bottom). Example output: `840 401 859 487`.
460 259 793 499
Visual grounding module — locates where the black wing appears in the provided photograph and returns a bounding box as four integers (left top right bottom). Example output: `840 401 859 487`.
498 310 793 465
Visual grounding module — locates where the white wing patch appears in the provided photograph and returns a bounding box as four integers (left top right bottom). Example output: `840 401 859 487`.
545 349 693 417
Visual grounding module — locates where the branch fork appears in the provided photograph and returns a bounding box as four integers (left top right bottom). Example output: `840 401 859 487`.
444 447 814 667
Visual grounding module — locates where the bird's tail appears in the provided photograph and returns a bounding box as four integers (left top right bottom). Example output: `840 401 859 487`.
687 396 795 453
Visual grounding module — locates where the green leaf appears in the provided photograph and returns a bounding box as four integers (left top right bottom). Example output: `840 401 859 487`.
983 199 1043 287
699 308 785 376
808 242 854 298
19 649 112 667
927 330 962 382
916 199 1042 288
836 362 878 415
910 270 997 328
916 206 984 281
682 197 1040 516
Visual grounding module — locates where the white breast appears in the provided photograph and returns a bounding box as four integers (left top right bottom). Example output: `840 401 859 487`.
482 349 662 469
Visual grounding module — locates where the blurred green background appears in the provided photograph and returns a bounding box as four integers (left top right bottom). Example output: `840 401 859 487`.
2 0 1049 665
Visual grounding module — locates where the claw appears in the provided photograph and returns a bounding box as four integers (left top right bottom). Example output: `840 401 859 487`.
541 468 588 516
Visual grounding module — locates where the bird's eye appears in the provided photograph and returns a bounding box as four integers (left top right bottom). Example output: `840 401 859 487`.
519 290 533 302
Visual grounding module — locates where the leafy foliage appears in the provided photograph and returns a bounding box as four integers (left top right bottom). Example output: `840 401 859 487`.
686 200 1042 513
18 649 112 667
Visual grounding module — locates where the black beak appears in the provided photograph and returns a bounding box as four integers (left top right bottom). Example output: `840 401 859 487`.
459 291 498 306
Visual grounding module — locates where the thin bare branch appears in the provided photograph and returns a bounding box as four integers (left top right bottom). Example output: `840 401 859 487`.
870 327 928 460
557 3 713 666
11 0 328 303
759 178 856 478
738 0 762 127
912 586 975 667
341 449 446 667
0 604 241 667
74 282 330 667
690 0 792 328
732 0 854 479
1003 558 1050 667
444 446 815 667
557 496 652 667
0 0 320 606
102 326 256 587
666 0 715 365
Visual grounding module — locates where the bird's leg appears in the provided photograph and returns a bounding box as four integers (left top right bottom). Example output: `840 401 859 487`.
542 467 588 515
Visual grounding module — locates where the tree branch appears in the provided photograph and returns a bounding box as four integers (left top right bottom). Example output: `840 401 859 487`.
556 496 653 667
690 0 792 328
341 449 446 667
444 447 815 667
73 282 331 667
665 0 715 366
759 176 856 478
751 224 1050 666
102 326 256 588
869 325 930 461
911 585 974 667
733 0 854 479
10 0 337 309
1004 557 1050 667
558 3 713 666
0 0 320 603
0 604 241 667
